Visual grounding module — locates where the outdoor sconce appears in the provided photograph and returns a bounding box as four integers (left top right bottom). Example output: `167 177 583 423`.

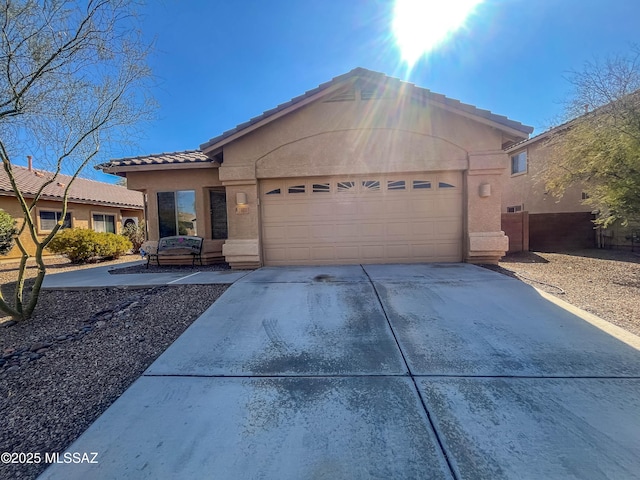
479 183 491 198
235 192 249 214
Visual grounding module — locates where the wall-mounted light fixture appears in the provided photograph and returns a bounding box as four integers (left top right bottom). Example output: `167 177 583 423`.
235 192 249 214
479 183 491 198
236 193 247 206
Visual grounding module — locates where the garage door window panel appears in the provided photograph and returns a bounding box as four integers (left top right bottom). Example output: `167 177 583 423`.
412 180 432 190
312 183 331 193
361 180 381 191
387 180 406 191
287 185 306 194
337 181 356 193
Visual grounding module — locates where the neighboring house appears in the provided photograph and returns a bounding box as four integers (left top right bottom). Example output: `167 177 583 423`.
502 129 596 252
0 162 144 260
98 67 533 268
502 122 638 252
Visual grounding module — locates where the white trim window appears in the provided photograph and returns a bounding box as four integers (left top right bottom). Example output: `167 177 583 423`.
507 205 523 213
92 213 116 234
511 151 527 175
38 210 71 233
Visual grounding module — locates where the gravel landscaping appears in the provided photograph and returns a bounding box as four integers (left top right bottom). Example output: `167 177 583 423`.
1 250 638 479
0 256 229 480
484 249 640 337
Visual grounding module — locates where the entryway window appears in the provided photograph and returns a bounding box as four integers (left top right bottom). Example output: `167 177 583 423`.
92 213 116 233
157 190 197 237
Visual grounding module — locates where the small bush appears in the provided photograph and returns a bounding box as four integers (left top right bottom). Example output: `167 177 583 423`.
96 231 132 259
121 220 146 253
48 228 132 263
0 210 17 256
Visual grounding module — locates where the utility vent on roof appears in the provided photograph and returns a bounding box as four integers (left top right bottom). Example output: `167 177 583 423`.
324 87 356 102
357 79 397 101
360 88 377 100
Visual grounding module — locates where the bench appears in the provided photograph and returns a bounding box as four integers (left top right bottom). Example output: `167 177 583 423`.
146 236 204 268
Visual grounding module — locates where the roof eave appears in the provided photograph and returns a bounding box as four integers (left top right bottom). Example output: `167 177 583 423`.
98 160 219 174
426 97 533 138
200 69 533 154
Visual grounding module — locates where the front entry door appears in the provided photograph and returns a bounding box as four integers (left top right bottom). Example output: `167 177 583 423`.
209 188 228 240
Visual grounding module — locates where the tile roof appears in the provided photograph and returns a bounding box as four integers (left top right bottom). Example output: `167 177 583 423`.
504 118 576 152
200 67 534 152
0 165 144 209
505 89 640 152
97 150 211 169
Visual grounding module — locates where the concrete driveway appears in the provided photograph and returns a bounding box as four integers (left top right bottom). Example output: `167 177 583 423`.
40 264 640 479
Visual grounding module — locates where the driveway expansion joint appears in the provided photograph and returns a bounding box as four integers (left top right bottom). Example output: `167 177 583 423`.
360 264 460 480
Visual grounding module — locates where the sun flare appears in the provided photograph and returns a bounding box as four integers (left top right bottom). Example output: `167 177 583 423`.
393 0 483 67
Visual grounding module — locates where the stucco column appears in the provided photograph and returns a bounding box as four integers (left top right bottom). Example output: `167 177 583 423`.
465 151 509 264
219 176 261 269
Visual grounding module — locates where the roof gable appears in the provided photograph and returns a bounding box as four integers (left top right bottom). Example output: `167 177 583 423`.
0 165 144 209
200 67 534 154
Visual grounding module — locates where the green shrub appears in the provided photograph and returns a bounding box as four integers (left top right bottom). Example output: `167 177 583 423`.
96 231 132 259
121 220 146 253
0 210 17 256
48 228 132 263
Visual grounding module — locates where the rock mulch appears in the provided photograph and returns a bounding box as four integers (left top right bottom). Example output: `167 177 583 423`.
0 256 229 480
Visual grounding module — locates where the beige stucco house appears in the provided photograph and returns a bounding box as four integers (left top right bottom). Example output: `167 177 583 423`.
98 68 534 268
0 163 144 260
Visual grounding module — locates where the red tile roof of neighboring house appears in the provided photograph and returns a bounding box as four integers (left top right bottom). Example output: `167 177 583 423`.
0 164 144 209
97 150 211 169
200 67 534 152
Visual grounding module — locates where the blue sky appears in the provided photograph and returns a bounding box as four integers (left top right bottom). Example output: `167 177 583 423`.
94 0 638 182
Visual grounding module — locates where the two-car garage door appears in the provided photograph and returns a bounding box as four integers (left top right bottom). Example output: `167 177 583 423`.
260 172 463 265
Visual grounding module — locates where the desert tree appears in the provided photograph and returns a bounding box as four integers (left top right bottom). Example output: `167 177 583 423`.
545 46 640 228
0 0 155 320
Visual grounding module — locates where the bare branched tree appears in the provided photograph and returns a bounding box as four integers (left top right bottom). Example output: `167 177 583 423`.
545 46 640 228
0 0 155 320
